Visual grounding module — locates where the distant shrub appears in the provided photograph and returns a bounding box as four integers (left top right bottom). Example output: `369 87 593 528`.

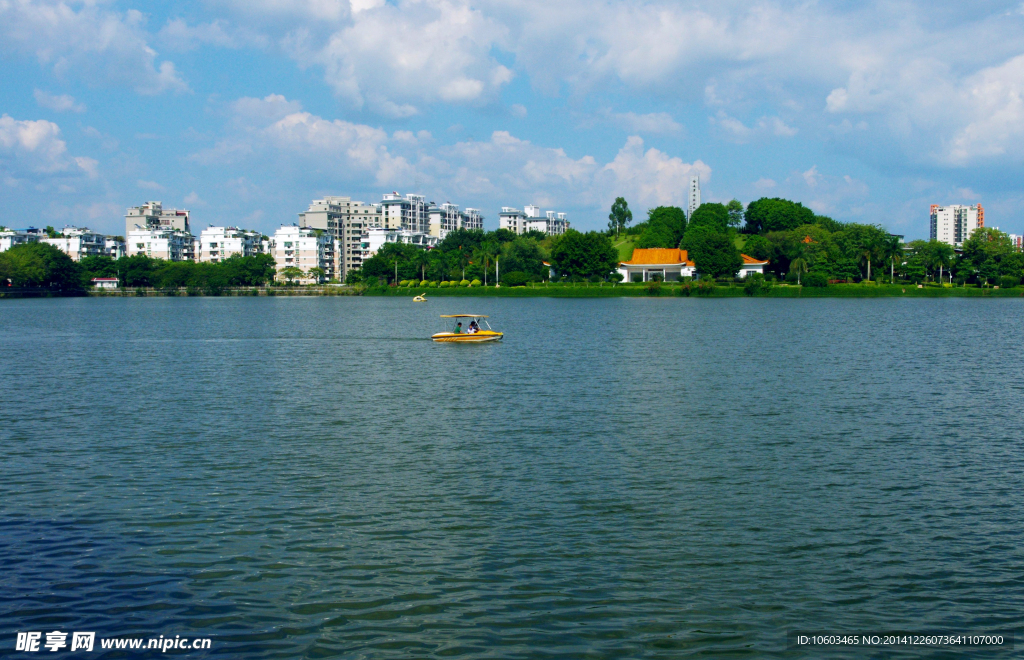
470 279 481 287
428 281 438 288
460 279 470 287
744 274 772 296
804 272 829 288
439 281 450 288
399 280 409 287
694 278 716 296
785 270 799 283
420 280 430 287
1000 275 1019 289
644 281 662 295
677 283 692 296
588 274 604 283
502 271 530 287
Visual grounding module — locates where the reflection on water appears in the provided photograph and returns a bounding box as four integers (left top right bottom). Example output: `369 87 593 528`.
1 297 1023 658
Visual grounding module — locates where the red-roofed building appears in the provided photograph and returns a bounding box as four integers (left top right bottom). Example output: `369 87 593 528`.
618 248 769 281
618 248 696 282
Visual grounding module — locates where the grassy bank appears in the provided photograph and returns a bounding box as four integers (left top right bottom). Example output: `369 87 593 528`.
5 282 1021 299
369 283 1024 298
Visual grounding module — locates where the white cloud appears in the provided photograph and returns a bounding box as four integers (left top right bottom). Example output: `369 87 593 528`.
0 1 187 94
604 111 682 134
137 180 165 191
158 18 269 51
510 104 527 118
802 166 820 187
754 177 776 190
710 111 797 143
183 191 204 205
192 95 412 185
33 89 85 113
0 114 95 178
596 136 710 208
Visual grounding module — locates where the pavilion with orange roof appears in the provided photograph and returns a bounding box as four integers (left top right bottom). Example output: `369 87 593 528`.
618 248 768 282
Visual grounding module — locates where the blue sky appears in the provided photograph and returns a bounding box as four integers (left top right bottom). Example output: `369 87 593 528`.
3 0 1024 239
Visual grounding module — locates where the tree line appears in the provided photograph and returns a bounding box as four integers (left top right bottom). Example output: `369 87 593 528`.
610 195 1024 285
353 227 618 285
0 243 277 292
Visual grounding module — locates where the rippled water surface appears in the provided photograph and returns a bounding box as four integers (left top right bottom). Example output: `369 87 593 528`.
2 297 1023 658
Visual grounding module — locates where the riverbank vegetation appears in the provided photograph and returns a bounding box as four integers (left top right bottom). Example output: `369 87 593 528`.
0 243 277 294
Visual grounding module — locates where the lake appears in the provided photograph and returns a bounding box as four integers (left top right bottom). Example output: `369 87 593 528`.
2 297 1023 658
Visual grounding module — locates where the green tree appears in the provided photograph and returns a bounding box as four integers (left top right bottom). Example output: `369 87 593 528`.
0 242 83 289
307 267 326 283
962 227 1013 269
550 230 618 279
687 203 730 234
638 206 687 249
725 199 744 229
682 225 742 279
744 198 816 233
608 197 632 238
500 237 546 279
280 266 304 283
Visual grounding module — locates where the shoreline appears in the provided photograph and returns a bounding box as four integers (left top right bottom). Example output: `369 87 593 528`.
3 283 1023 299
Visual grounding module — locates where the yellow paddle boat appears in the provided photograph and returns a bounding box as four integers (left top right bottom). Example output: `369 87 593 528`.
432 315 503 343
413 293 427 302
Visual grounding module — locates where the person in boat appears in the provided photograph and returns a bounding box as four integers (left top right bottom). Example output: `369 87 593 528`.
454 322 462 333
468 320 479 334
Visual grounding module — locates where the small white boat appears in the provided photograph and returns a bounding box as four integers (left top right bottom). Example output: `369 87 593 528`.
413 293 427 302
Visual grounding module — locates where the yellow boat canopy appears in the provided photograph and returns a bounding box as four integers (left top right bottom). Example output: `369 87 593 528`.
440 314 488 318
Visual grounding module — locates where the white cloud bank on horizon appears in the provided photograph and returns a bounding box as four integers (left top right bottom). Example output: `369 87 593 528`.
191 95 711 213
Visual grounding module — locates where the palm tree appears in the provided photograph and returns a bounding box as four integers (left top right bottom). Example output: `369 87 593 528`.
881 234 903 282
790 257 808 285
473 245 496 285
411 249 430 282
857 235 879 281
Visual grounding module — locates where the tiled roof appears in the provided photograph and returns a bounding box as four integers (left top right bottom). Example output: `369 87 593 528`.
740 253 769 264
622 248 695 266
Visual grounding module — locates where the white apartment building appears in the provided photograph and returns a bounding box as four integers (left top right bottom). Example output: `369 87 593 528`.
197 226 263 263
361 227 438 262
298 196 382 282
127 228 196 262
930 203 984 247
688 175 701 219
39 227 108 261
271 225 333 284
427 203 484 239
499 205 569 235
381 193 429 233
125 201 191 238
0 229 39 252
1007 234 1022 251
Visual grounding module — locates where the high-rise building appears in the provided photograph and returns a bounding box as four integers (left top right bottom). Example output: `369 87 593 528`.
381 193 429 233
125 201 191 238
39 227 108 261
930 204 984 246
126 228 196 261
499 205 569 235
1008 234 1022 251
298 196 382 282
270 225 334 283
427 203 484 239
688 175 701 218
0 229 39 253
197 227 263 263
